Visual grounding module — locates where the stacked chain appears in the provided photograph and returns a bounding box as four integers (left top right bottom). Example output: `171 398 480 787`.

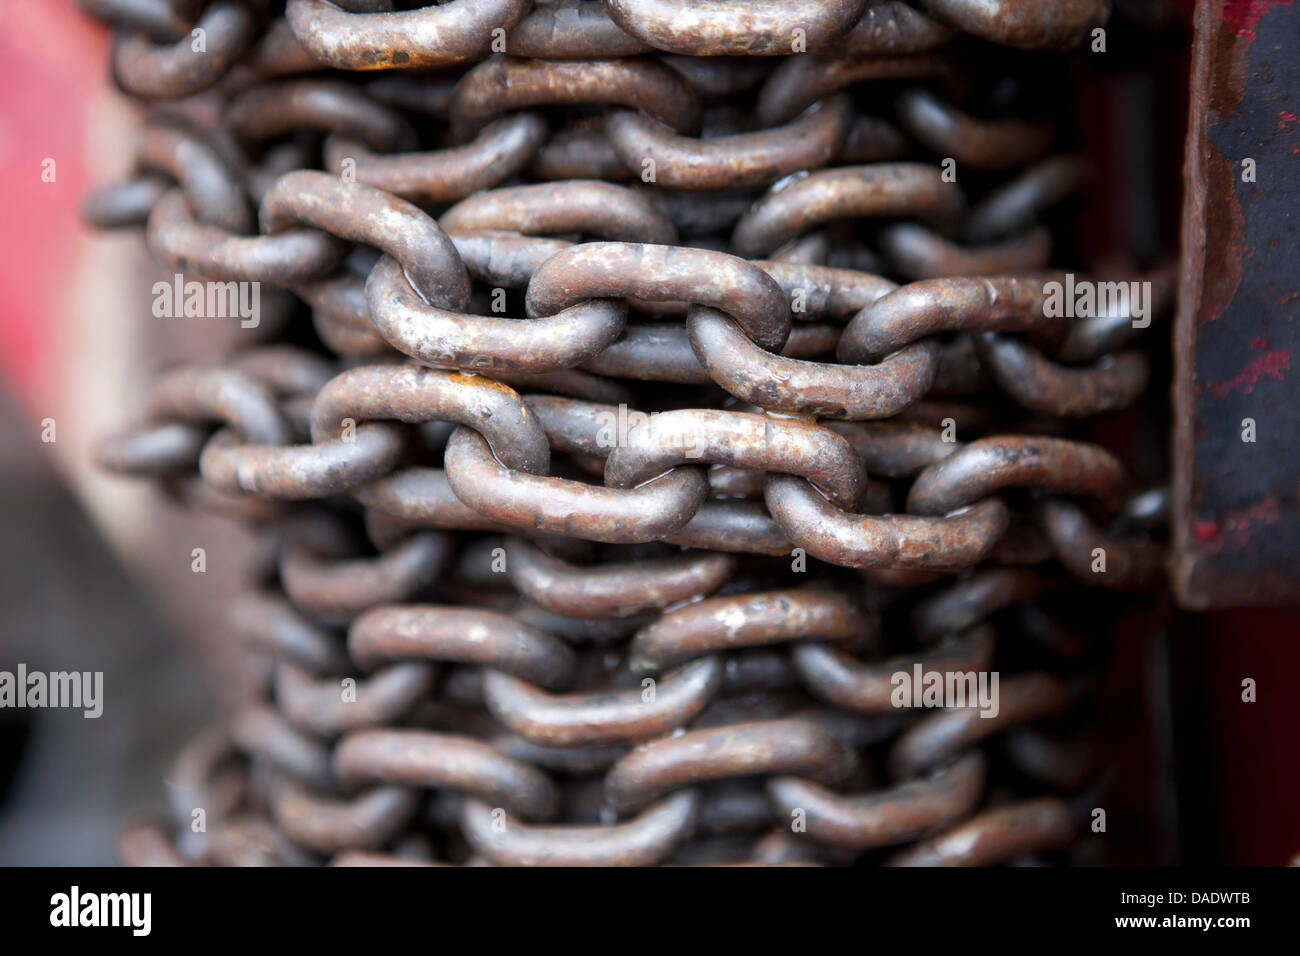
84 0 1168 865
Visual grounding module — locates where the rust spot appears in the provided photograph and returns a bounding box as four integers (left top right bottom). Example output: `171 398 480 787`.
447 370 517 395
1200 145 1246 323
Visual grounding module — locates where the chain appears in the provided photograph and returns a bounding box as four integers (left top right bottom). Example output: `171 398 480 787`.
82 0 1164 866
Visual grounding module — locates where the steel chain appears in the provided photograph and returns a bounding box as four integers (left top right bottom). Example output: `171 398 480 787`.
87 0 1162 867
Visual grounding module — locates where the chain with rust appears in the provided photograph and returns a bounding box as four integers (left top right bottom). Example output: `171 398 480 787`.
89 0 1162 866
89 0 1110 99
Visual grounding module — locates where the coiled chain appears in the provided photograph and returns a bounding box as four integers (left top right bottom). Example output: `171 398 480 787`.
84 0 1166 866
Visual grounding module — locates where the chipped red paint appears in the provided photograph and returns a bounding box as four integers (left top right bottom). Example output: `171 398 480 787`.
1191 499 1282 553
1221 0 1294 41
1205 348 1291 397
1223 496 1282 548
1194 519 1222 543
